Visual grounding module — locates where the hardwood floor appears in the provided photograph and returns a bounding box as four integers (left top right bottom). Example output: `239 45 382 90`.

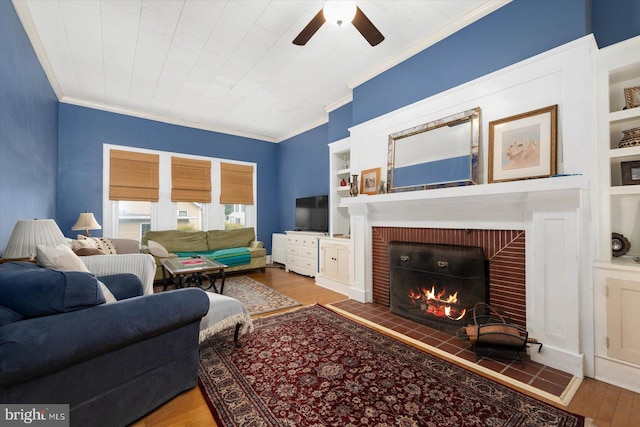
132 266 640 427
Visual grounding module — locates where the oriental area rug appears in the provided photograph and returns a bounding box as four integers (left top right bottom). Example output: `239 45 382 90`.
198 305 591 427
156 275 301 316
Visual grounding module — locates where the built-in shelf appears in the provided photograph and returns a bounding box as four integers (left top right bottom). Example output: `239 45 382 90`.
610 145 640 160
610 186 640 195
609 108 640 123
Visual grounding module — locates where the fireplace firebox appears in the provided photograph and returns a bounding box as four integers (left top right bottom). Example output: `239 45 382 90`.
389 241 489 334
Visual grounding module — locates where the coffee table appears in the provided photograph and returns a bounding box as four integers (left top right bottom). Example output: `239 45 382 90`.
161 257 228 293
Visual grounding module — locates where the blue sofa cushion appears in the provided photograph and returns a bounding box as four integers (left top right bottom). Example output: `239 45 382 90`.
0 305 23 327
0 262 105 318
99 273 143 300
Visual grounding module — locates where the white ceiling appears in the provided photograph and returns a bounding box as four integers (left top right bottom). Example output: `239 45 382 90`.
13 0 508 142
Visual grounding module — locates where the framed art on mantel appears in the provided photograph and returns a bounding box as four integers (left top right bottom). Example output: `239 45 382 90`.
360 168 380 195
488 105 558 183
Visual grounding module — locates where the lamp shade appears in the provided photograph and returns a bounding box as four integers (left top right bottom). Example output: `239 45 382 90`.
71 212 101 237
2 219 67 259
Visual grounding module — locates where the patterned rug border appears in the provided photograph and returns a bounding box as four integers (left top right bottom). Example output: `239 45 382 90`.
199 304 590 427
325 303 581 407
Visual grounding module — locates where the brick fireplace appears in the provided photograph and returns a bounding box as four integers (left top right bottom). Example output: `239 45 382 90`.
373 227 526 328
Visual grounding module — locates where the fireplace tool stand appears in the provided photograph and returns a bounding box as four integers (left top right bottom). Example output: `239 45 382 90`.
458 302 543 368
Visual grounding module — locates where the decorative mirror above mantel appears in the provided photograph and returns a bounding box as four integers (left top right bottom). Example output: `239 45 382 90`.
387 108 480 193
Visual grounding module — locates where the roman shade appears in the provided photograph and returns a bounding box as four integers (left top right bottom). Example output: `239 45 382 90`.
220 163 254 205
109 150 159 201
171 157 212 202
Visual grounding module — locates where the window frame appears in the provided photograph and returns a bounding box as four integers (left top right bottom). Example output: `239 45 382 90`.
103 144 257 239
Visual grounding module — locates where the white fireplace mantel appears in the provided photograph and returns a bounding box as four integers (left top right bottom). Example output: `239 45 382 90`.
341 175 588 229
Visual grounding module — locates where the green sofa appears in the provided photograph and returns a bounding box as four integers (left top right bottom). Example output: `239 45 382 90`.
142 227 266 281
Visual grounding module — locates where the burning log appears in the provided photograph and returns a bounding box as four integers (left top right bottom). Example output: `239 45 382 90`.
411 285 468 321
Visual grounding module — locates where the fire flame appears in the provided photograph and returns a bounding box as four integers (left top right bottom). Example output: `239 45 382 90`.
409 285 467 321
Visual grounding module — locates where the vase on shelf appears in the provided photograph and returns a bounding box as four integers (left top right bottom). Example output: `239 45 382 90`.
349 174 359 197
619 127 640 148
342 156 349 169
340 178 347 187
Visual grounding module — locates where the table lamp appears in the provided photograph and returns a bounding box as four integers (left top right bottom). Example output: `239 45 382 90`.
71 211 101 237
2 219 67 260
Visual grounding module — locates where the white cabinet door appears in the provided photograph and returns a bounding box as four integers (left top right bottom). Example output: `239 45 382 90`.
607 278 640 365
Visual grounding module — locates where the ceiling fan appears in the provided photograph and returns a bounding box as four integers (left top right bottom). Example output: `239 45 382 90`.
293 1 384 47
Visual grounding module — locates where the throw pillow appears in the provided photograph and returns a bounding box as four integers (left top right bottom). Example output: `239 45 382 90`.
73 247 106 256
147 240 170 258
71 238 98 250
98 280 117 303
78 235 118 255
36 244 91 272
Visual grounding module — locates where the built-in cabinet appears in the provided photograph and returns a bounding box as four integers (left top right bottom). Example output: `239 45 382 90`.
285 231 320 277
271 233 286 264
316 237 350 295
594 35 640 393
328 138 351 237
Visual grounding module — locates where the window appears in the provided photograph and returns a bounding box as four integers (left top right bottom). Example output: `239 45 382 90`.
103 145 256 238
117 201 151 241
225 204 246 229
176 202 203 231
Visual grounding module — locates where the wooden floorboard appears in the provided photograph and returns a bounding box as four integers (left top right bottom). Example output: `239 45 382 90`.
132 266 639 427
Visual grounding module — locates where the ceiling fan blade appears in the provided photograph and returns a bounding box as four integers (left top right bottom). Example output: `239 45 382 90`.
352 6 384 46
293 9 326 46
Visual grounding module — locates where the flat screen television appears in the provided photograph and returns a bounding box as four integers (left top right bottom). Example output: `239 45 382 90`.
295 195 329 233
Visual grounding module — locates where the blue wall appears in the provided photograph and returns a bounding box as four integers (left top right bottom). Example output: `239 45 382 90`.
57 104 280 250
277 124 329 232
353 0 590 126
328 102 353 143
0 1 59 255
592 0 640 48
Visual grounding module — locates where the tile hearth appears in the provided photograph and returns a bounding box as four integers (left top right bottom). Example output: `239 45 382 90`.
330 299 574 399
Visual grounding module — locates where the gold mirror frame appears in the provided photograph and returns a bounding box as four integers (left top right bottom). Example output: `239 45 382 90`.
387 108 480 193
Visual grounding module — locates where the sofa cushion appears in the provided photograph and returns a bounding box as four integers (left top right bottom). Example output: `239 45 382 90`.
0 262 106 318
206 227 255 251
147 240 169 258
144 230 208 252
0 305 23 327
36 244 91 272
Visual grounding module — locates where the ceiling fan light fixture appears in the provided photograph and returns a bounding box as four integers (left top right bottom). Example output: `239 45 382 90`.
323 0 357 27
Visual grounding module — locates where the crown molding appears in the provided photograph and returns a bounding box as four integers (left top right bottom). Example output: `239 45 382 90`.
347 0 512 89
324 94 353 113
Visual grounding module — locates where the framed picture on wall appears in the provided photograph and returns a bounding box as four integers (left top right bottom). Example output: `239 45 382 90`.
360 168 380 195
488 105 558 183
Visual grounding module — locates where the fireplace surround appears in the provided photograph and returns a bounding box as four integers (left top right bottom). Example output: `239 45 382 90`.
342 175 588 377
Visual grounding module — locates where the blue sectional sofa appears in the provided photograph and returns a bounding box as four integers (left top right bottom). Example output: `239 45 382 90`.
0 261 210 427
